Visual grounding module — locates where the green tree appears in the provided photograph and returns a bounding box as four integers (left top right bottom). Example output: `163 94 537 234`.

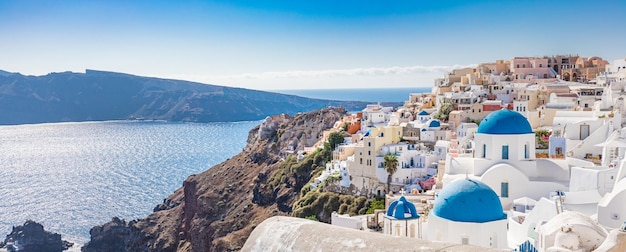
383 152 398 194
433 103 453 122
328 131 345 151
322 131 344 163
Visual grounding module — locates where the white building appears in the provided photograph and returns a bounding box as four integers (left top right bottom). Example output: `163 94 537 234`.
383 196 421 238
537 211 608 252
416 110 431 123
427 178 508 249
508 197 558 248
444 109 569 209
456 122 478 139
374 143 440 193
331 212 362 230
361 104 393 127
597 157 626 229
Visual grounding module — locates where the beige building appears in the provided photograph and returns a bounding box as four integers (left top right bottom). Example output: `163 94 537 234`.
333 144 355 161
448 110 470 130
516 86 541 111
436 68 475 88
561 56 609 82
347 125 403 197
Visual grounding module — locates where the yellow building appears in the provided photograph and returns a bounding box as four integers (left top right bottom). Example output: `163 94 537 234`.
347 125 403 196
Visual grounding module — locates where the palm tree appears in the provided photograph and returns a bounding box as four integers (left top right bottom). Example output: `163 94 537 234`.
384 152 398 194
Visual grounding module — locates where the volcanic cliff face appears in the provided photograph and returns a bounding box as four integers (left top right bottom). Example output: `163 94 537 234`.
82 107 347 252
0 70 369 125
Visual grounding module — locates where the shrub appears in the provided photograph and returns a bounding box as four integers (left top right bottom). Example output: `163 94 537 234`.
304 215 318 221
366 198 385 214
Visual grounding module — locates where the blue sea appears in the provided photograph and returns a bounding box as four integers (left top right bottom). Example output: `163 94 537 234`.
0 88 425 247
0 120 260 247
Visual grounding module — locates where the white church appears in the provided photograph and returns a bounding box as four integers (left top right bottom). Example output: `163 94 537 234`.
426 178 508 249
443 109 570 209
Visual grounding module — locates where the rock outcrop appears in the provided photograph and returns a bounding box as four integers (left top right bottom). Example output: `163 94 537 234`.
2 220 73 252
83 107 347 252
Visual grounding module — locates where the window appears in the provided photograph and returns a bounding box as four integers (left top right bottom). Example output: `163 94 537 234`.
501 182 509 198
524 144 529 159
360 158 363 164
523 64 526 68
482 144 486 158
502 145 509 159
539 64 543 67
368 151 371 155
368 142 371 147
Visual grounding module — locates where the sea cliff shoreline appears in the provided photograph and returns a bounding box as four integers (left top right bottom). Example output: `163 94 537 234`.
82 107 349 251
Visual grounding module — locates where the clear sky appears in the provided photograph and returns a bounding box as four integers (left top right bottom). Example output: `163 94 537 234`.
1 0 625 90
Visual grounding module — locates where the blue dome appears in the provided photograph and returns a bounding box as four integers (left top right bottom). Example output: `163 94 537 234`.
476 109 532 134
432 179 506 223
428 119 441 128
418 110 429 116
386 196 420 220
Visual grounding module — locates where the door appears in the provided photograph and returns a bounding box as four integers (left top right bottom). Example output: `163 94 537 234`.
580 125 590 140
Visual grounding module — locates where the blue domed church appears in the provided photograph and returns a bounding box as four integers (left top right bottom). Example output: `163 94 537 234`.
427 178 508 248
383 196 421 238
442 109 569 211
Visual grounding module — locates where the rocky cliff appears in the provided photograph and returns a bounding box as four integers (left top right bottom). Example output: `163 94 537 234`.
82 107 347 251
0 70 373 125
1 220 73 252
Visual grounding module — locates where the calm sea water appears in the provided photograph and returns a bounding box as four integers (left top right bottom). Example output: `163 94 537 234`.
0 120 260 246
273 87 432 103
0 88 423 247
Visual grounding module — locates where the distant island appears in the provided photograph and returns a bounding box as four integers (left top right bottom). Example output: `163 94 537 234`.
0 69 387 125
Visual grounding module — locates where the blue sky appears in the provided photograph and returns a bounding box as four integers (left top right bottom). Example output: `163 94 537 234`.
1 0 625 90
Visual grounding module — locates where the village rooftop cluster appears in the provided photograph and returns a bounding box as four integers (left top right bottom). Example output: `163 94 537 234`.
292 55 626 251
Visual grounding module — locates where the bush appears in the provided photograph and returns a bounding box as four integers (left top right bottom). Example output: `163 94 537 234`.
304 215 318 221
366 198 385 214
292 191 371 222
